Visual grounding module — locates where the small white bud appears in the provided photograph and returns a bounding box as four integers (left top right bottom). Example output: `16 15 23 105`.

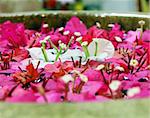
76 37 82 42
138 20 145 26
95 64 105 70
58 27 64 32
127 87 140 97
63 30 70 35
81 41 88 47
109 80 121 91
74 32 81 37
114 66 124 72
130 59 138 67
108 24 115 28
61 74 74 84
96 22 101 28
43 24 49 28
71 36 75 40
115 36 122 42
124 76 129 80
58 40 62 44
59 43 67 50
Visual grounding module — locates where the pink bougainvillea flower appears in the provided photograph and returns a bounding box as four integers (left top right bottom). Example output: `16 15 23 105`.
88 26 108 39
36 91 62 103
125 30 141 43
40 23 50 34
82 81 104 95
13 48 29 61
142 30 150 42
64 16 87 35
83 68 102 81
44 61 74 78
125 29 150 44
44 63 60 74
82 26 108 44
45 79 65 92
68 92 96 102
0 21 28 48
6 86 38 103
108 23 125 48
0 75 16 87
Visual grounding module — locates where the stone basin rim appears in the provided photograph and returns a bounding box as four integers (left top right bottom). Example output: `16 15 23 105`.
0 11 150 19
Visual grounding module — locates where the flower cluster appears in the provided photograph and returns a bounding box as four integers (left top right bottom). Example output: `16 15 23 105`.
0 17 149 103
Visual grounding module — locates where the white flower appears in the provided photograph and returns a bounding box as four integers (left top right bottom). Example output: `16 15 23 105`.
81 41 88 46
96 22 101 28
109 80 121 91
79 74 88 83
63 30 70 35
76 36 82 42
43 24 49 28
61 74 74 84
88 38 115 59
114 66 124 72
127 87 140 97
60 49 85 62
138 20 145 26
58 27 64 32
95 64 105 70
115 36 122 42
93 38 99 43
74 32 81 37
130 59 138 67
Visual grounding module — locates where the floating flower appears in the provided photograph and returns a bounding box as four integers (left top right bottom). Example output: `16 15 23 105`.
88 38 115 61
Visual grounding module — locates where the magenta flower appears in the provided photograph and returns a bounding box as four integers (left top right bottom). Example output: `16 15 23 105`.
6 86 38 103
1 21 28 48
88 26 108 39
64 16 87 35
142 30 150 42
108 23 125 48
